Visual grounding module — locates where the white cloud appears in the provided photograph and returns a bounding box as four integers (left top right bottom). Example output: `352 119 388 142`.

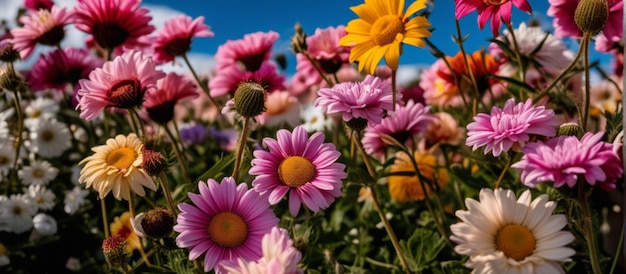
142 4 184 29
396 64 430 87
158 52 216 76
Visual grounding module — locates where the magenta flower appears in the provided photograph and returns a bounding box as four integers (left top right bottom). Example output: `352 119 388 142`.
217 227 304 274
315 75 397 126
512 131 623 190
27 47 104 92
548 0 623 42
214 31 279 72
455 0 532 36
77 50 166 120
362 100 435 159
250 126 346 216
466 98 558 157
174 177 279 272
24 0 54 12
209 61 286 98
74 0 155 50
10 6 74 59
152 15 213 64
144 72 198 124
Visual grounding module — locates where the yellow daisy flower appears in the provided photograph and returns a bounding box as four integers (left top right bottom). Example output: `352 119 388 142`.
110 211 141 253
79 133 156 201
340 0 432 74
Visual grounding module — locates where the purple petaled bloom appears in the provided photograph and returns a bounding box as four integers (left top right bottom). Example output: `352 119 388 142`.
179 124 209 144
511 131 623 190
174 177 279 272
250 126 346 216
362 100 436 160
208 126 238 152
466 98 558 157
314 75 398 126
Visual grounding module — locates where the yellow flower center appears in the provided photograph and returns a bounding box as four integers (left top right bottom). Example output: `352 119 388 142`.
0 156 8 165
495 224 536 261
484 0 508 5
207 212 248 248
106 147 137 170
370 15 404 46
278 156 316 187
33 169 45 178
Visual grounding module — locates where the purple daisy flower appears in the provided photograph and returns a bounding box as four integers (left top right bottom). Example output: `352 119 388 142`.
250 126 347 216
174 177 279 272
314 75 398 126
511 131 623 190
362 100 436 160
466 98 558 157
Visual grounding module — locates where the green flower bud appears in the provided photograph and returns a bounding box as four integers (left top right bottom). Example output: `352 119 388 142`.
575 0 609 35
234 81 267 118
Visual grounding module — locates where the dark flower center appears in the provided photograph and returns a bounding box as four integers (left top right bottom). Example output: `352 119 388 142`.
108 79 144 109
164 37 191 57
37 25 65 46
237 52 266 72
92 23 130 49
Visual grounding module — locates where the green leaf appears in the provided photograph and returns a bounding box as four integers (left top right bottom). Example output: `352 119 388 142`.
403 227 446 272
194 153 234 183
346 167 375 185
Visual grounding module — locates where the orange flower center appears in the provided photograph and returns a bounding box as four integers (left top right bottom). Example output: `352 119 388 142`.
108 79 143 109
370 15 404 46
484 0 508 5
106 147 137 170
495 224 536 261
207 212 248 248
278 156 316 187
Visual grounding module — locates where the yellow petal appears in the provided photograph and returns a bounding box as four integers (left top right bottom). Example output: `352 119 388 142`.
402 37 426 48
404 16 431 30
404 0 427 19
405 27 431 39
351 3 378 24
366 45 387 73
344 19 372 36
350 41 377 63
384 43 400 71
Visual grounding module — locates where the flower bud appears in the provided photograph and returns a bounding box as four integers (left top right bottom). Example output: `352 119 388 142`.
0 40 19 63
0 65 24 91
575 0 609 35
141 147 168 176
290 22 308 54
233 81 267 118
557 122 582 137
140 207 175 239
102 234 127 268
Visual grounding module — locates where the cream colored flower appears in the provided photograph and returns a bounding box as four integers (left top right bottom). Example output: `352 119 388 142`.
78 133 156 201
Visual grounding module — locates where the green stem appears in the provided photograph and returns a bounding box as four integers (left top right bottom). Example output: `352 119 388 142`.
533 33 588 104
578 183 602 274
100 198 110 237
494 153 514 189
158 172 178 217
128 108 146 138
10 86 24 186
580 32 592 131
454 19 480 116
505 21 527 86
182 53 220 109
128 193 152 267
232 117 251 181
351 131 411 274
164 124 191 184
302 51 334 87
609 222 624 274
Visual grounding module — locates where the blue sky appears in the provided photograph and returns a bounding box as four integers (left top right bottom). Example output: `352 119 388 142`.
142 0 614 75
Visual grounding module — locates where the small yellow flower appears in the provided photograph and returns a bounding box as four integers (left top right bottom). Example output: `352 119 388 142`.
110 212 141 253
79 133 156 201
340 0 431 74
387 150 448 203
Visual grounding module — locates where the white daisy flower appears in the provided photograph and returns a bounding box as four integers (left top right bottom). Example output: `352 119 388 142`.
24 97 60 129
300 104 334 133
450 188 575 273
491 22 574 75
32 213 58 236
0 144 15 176
25 185 56 211
64 186 89 215
0 194 37 234
18 160 59 186
28 119 72 158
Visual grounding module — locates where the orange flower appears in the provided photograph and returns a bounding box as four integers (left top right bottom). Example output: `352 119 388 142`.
387 150 448 203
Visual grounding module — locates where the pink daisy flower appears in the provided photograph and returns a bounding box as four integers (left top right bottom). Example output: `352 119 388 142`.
10 5 74 59
77 50 166 120
512 131 623 190
419 59 465 108
26 47 104 92
74 0 155 50
315 75 397 127
250 126 347 216
152 15 214 64
455 0 532 36
548 0 623 42
466 98 558 157
174 177 279 272
24 0 54 12
209 61 286 98
217 227 303 274
214 31 279 71
144 72 198 124
362 100 436 159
